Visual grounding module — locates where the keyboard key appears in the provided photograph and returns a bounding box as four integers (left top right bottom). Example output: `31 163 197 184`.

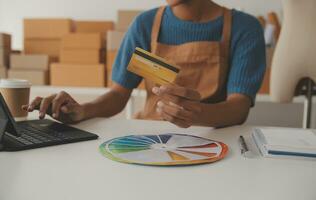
6 133 33 145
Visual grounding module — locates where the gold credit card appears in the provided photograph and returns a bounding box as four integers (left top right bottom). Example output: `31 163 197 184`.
127 47 180 85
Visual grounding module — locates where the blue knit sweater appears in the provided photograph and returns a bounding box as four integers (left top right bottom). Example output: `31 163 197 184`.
112 6 266 101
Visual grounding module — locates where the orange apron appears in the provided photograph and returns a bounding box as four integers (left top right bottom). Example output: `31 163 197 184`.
136 6 232 120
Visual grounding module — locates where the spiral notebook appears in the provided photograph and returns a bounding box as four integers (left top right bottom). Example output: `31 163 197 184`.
252 127 316 158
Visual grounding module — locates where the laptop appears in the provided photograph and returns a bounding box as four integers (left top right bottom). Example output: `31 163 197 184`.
0 93 98 151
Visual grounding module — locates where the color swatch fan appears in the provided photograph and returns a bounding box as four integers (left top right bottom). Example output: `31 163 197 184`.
100 134 228 166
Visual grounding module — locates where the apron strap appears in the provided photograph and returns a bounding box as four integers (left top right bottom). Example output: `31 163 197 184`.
220 8 232 68
151 6 166 52
217 8 232 96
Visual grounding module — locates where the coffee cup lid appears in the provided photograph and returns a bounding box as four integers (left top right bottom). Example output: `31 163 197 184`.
0 79 31 88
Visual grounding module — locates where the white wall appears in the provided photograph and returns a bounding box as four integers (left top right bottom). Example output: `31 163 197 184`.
0 0 282 49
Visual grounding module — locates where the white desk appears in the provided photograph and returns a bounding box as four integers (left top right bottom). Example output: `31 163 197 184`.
0 118 315 200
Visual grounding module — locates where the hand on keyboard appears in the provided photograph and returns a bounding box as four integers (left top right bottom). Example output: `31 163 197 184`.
22 91 85 124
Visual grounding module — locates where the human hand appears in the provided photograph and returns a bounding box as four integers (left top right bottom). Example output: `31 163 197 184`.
152 85 203 128
22 91 85 124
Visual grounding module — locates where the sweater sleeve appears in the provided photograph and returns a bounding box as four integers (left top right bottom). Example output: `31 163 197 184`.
227 14 266 104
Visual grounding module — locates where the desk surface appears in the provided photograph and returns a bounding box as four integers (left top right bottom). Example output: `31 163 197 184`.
0 118 315 200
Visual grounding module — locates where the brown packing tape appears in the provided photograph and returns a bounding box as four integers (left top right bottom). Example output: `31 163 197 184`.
60 49 102 64
8 69 49 85
24 39 61 58
116 10 143 31
0 33 11 48
75 21 114 33
24 19 73 39
50 63 106 87
61 33 104 49
10 54 55 70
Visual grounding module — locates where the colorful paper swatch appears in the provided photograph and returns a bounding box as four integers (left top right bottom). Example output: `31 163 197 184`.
99 134 228 166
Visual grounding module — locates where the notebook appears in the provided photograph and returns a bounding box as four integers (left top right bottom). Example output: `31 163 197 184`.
252 127 316 158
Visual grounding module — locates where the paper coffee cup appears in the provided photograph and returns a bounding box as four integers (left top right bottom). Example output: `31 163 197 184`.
0 79 31 118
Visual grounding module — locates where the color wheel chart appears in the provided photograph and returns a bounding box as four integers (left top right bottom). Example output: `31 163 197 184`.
100 134 228 166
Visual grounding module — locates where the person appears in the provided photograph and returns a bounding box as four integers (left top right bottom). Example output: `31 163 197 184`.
23 0 266 128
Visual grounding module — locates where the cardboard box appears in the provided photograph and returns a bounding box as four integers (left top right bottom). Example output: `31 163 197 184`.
106 31 125 71
10 54 56 70
0 67 7 78
75 21 114 33
0 48 10 66
24 39 61 58
107 69 112 87
50 63 106 87
8 69 49 85
11 50 22 54
106 53 145 89
116 10 143 31
60 49 102 64
106 50 117 71
258 47 274 94
0 33 11 48
258 67 271 94
106 30 125 50
266 47 275 68
24 19 73 39
61 33 104 49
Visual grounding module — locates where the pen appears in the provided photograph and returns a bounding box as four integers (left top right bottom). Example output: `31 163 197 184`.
238 135 252 158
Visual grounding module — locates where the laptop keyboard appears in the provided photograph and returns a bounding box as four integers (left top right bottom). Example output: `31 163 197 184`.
6 123 73 146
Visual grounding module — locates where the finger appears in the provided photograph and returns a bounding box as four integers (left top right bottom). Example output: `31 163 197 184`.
60 103 77 114
52 92 69 118
158 85 201 101
157 92 183 106
158 109 191 128
27 96 43 111
60 104 82 124
157 93 199 112
152 87 160 95
39 95 55 119
157 101 192 121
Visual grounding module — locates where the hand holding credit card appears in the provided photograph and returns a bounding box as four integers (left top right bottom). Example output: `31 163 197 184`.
127 47 180 85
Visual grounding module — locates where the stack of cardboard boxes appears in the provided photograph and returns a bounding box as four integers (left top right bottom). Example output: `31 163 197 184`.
0 33 11 78
75 20 114 35
23 18 73 59
9 54 51 85
51 21 114 87
106 10 144 88
8 19 73 85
